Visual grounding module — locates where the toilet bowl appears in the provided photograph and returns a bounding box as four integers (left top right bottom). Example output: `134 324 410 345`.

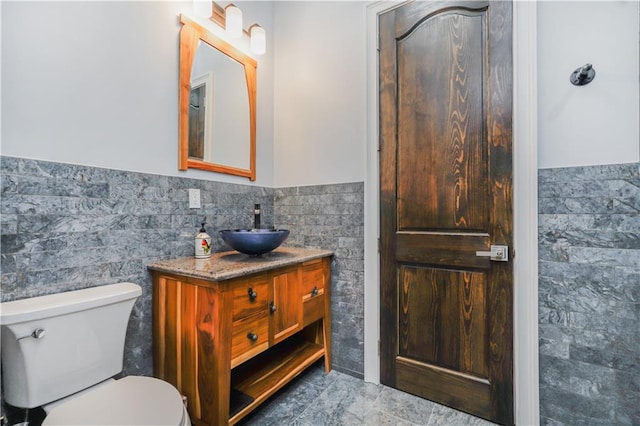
42 377 189 426
0 283 190 426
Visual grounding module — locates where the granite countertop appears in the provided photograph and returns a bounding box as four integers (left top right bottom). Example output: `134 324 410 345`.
147 247 334 282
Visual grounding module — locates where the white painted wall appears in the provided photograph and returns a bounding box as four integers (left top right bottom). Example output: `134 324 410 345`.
0 1 275 186
272 1 367 188
537 1 640 169
2 1 639 182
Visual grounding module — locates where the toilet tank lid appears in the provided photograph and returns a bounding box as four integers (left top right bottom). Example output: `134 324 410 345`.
0 283 142 325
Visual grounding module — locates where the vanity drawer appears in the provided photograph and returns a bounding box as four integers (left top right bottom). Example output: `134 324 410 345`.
231 312 269 367
300 259 325 296
302 292 325 327
232 275 269 322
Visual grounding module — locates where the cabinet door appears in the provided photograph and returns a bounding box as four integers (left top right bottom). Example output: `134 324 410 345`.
270 266 302 345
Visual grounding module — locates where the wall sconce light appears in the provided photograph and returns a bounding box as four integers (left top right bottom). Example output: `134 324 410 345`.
250 25 266 56
192 1 266 55
224 4 243 39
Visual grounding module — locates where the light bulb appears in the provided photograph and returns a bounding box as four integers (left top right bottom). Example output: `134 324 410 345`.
250 25 266 55
225 4 243 38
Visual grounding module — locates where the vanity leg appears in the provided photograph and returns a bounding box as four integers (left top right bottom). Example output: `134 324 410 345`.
197 287 233 425
322 258 332 373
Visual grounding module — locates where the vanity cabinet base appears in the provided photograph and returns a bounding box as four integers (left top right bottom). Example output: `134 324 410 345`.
151 255 332 426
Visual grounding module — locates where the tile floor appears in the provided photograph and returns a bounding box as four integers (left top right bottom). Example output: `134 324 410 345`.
2 362 497 426
238 361 497 426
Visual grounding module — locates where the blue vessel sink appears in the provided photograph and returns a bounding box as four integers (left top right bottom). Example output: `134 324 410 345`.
219 229 290 256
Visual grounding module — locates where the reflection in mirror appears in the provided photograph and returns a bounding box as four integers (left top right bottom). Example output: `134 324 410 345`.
179 14 257 180
188 72 209 160
189 41 250 169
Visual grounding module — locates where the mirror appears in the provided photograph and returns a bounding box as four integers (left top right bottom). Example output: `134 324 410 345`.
179 14 257 180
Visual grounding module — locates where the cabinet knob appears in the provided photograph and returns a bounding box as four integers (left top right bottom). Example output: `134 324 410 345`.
311 286 319 297
247 332 258 342
269 301 277 314
248 287 257 301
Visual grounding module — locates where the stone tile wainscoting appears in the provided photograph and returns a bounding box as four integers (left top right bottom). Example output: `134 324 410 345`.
538 163 640 425
0 156 273 378
0 156 364 385
275 183 365 378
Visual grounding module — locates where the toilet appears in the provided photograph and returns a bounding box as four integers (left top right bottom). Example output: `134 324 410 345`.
0 283 190 426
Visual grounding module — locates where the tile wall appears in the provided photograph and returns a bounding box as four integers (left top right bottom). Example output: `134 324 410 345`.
0 156 364 383
10 157 638 422
275 183 365 378
9 155 639 423
0 155 273 376
538 163 639 425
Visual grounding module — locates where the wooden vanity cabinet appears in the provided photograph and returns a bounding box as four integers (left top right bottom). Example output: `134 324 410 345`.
151 255 331 426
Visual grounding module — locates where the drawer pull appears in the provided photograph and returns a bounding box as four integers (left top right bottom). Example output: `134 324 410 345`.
269 301 277 314
247 287 257 301
247 332 258 342
311 286 319 297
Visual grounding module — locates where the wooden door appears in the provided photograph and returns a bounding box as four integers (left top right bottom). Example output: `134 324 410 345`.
188 85 205 160
379 1 513 425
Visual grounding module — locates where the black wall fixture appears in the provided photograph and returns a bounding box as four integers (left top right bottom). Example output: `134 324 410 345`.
570 63 596 86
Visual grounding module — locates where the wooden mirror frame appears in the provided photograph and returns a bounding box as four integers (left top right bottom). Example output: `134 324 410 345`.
179 14 257 181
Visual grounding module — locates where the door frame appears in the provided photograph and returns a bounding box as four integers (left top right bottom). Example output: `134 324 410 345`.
363 1 539 425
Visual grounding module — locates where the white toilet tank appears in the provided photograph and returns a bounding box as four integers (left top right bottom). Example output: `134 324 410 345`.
0 283 142 409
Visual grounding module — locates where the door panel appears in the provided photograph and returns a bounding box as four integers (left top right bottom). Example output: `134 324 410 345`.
379 1 513 424
398 266 487 377
397 10 487 233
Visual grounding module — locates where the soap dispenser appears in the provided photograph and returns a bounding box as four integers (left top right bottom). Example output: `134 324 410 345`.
195 222 212 259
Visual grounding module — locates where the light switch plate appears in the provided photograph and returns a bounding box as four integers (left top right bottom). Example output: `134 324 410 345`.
188 189 201 209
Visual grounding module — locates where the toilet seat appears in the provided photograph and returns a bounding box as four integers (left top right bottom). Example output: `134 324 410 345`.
42 376 189 426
